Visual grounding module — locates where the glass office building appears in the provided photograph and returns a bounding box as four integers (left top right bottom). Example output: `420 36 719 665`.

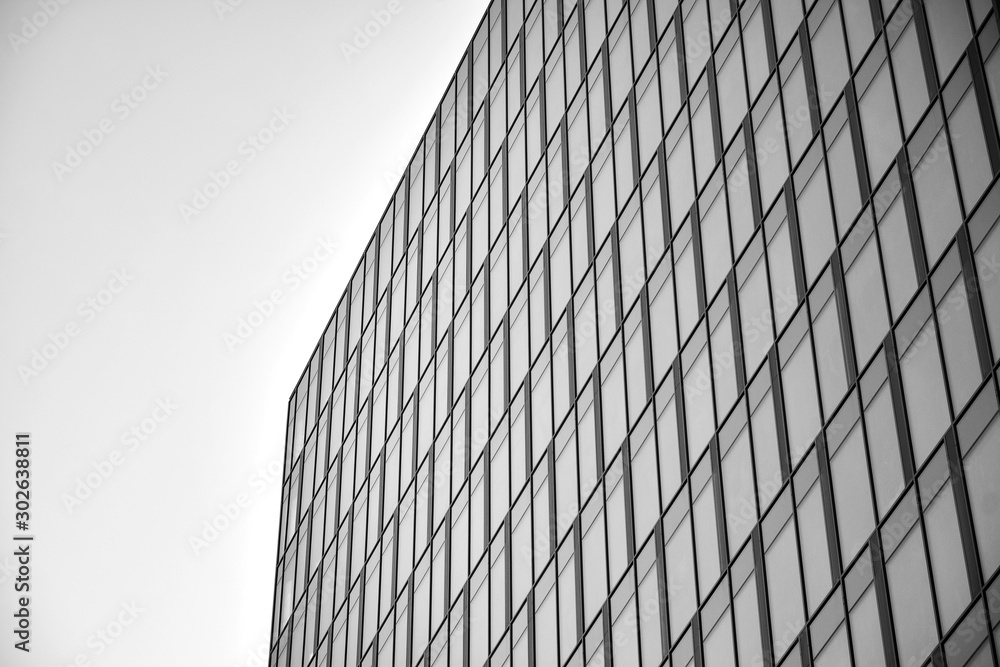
270 0 1000 664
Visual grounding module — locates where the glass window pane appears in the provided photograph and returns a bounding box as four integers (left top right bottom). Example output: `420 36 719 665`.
842 0 874 66
950 89 992 211
924 480 971 631
815 625 850 667
613 598 640 667
766 517 805 659
693 477 721 593
535 584 558 666
849 586 886 667
734 573 764 667
470 570 488 665
602 353 628 458
752 391 782 511
963 417 1000 579
659 36 682 127
812 5 849 118
740 253 773 377
782 334 822 465
676 234 700 341
898 316 950 466
912 129 963 266
783 62 811 165
891 21 928 137
667 130 696 230
593 154 616 247
559 548 578 658
768 221 797 333
649 266 679 381
923 0 971 81
966 642 998 667
723 429 756 553
685 346 715 464
579 400 599 501
701 192 732 300
797 164 837 286
703 610 735 667
638 555 664 667
814 297 848 418
937 276 981 412
607 479 628 583
643 171 666 265
744 7 769 101
859 63 901 183
886 524 938 667
975 223 1000 360
729 154 755 255
846 237 889 367
771 0 802 56
637 72 662 170
985 46 1000 132
666 512 698 642
797 481 832 615
756 98 789 210
830 426 876 563
658 390 682 502
828 124 863 236
877 197 917 319
684 0 711 88
582 509 607 623
609 22 633 114
632 426 661 545
865 384 905 517
718 42 748 142
712 310 737 417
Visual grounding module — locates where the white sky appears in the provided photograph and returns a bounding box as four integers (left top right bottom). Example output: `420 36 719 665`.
0 0 489 664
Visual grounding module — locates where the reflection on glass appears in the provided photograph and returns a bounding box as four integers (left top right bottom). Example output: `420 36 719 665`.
846 236 888 366
859 63 901 183
936 277 980 413
734 571 764 666
797 164 837 286
831 426 875 563
755 100 789 210
923 0 972 80
703 609 735 667
886 524 938 667
899 317 950 466
666 512 697 642
924 479 970 631
782 335 821 465
877 197 917 319
766 518 805 660
976 224 1000 360
963 418 1000 579
950 89 992 211
849 586 885 667
912 129 963 266
865 385 904 517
